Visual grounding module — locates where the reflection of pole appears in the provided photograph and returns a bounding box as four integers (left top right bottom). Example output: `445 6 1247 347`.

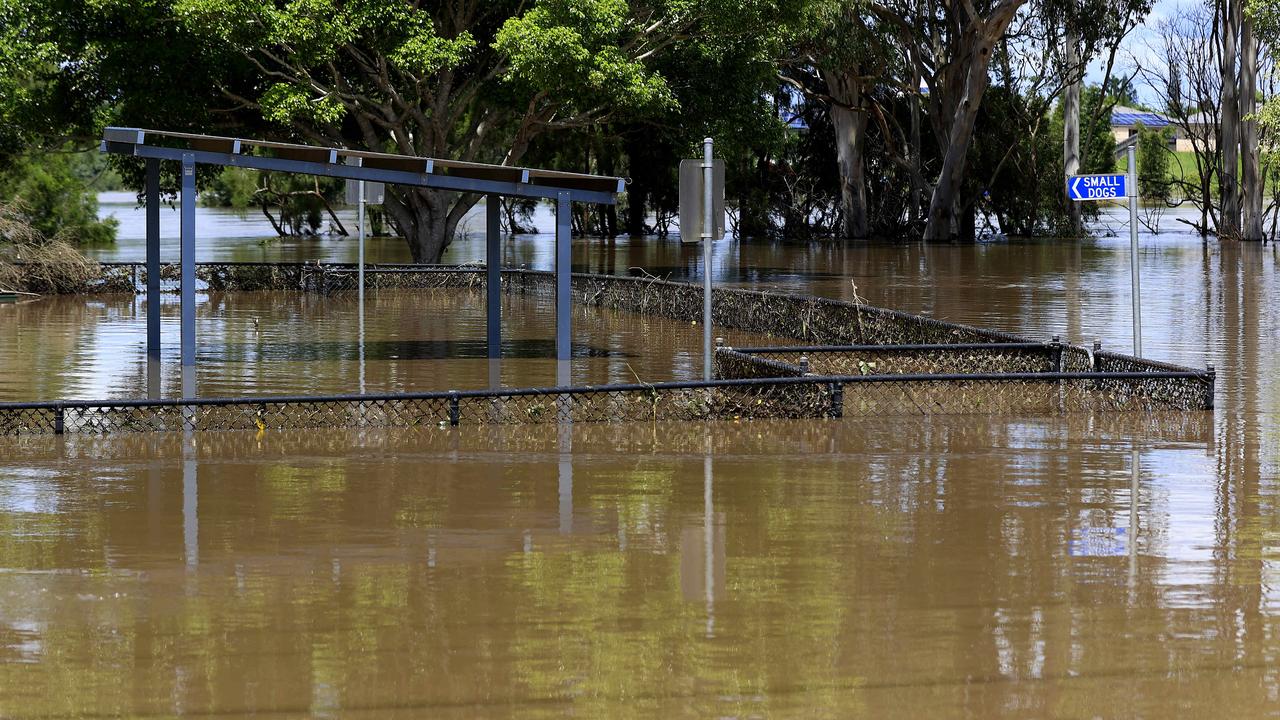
704 434 715 638
1129 446 1139 604
184 436 198 571
559 424 573 535
703 138 714 381
1128 145 1143 357
358 180 366 395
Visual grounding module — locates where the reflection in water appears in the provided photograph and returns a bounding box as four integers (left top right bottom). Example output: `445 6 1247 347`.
1 203 1277 715
0 415 1253 716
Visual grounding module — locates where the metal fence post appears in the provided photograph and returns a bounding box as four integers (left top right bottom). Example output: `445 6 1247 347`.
799 355 810 374
1050 335 1063 373
448 391 460 427
1206 364 1216 410
1092 339 1102 372
829 382 844 419
53 403 64 435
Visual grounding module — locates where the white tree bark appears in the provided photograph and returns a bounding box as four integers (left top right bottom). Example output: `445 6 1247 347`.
1063 18 1082 235
1241 15 1263 241
923 2 1027 241
822 69 870 240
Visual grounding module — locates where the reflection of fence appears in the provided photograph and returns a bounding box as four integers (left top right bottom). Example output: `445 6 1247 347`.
0 370 1214 436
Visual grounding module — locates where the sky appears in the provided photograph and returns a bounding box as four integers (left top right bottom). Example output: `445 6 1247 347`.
1085 0 1188 107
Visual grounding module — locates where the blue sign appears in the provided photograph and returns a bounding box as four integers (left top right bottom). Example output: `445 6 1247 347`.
1068 173 1129 201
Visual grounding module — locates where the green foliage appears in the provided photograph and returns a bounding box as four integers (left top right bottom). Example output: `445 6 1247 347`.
205 167 260 208
971 88 1073 237
494 0 675 115
204 166 346 236
1136 123 1173 201
0 151 118 244
1080 86 1117 175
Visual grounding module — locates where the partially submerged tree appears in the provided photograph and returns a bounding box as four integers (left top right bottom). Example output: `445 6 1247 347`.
4 0 788 260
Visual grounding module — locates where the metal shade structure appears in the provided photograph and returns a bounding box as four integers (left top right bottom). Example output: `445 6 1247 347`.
102 127 624 399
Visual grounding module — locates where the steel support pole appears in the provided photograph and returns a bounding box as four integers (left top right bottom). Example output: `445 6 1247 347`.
358 180 365 321
145 159 162 399
487 194 502 359
179 154 197 399
702 138 714 381
357 180 366 395
555 191 572 370
145 159 161 362
1128 145 1142 358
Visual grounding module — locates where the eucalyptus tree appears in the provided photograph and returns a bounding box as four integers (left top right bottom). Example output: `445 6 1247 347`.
173 0 704 262
4 0 784 261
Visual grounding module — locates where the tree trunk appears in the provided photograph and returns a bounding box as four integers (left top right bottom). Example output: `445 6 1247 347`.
1219 0 1241 239
924 11 1021 241
1241 15 1263 241
822 68 870 240
1063 16 1082 236
909 53 923 229
383 187 470 264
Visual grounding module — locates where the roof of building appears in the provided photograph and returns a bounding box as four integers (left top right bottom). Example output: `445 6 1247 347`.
1111 106 1170 127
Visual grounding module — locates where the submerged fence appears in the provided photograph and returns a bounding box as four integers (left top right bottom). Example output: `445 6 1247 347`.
0 263 1215 436
0 370 1214 436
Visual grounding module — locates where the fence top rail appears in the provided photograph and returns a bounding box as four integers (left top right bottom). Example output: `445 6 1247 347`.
728 342 1055 354
0 370 1214 413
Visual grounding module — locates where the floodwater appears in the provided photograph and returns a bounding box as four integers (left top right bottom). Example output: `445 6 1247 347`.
0 199 1277 716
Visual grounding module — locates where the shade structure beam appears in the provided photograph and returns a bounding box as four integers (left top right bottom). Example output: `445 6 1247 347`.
101 130 624 205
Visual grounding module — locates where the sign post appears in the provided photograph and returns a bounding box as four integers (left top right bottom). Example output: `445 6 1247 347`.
680 142 726 380
702 138 713 381
1068 163 1142 357
1126 146 1142 358
345 180 385 392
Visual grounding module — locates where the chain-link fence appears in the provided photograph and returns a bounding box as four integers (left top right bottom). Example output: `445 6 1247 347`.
719 343 1058 377
69 263 1023 346
0 370 1214 437
4 263 1214 437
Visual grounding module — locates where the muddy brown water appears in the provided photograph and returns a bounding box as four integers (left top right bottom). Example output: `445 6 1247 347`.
2 221 1278 716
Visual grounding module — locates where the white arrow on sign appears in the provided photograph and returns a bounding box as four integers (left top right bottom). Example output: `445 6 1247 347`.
1070 176 1085 198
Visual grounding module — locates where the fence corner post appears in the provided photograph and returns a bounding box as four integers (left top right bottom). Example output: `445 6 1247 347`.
1050 335 1063 373
1092 339 1102 372
1206 364 1216 410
